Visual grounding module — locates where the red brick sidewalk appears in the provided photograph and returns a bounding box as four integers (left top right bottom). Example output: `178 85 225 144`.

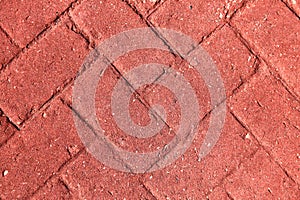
0 0 299 199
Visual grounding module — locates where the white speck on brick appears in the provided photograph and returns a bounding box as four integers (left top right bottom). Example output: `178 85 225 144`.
3 170 8 176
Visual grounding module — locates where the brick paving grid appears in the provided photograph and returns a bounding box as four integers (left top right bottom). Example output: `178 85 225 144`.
0 0 299 199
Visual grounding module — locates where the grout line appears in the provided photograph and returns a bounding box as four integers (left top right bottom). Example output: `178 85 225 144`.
141 183 159 200
0 0 82 74
18 77 75 128
28 147 86 198
0 25 21 50
230 111 299 187
228 22 300 103
280 0 300 19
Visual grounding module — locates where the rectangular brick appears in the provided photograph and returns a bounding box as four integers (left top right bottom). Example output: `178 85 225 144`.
0 0 73 47
230 63 300 185
0 99 82 199
225 149 300 199
0 18 89 126
231 0 300 97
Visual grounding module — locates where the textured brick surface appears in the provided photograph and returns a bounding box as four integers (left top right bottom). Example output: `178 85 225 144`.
136 24 257 132
149 0 244 42
0 111 16 147
0 0 73 47
283 0 300 16
0 18 88 126
0 0 299 198
232 0 300 97
59 151 155 199
0 99 82 199
230 63 300 185
225 149 300 199
31 177 71 200
0 28 19 66
142 113 259 198
70 0 146 45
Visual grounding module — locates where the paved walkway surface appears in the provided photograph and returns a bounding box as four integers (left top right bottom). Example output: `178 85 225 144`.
0 0 299 199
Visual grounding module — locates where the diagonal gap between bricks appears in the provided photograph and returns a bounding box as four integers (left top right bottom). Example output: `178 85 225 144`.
140 182 159 200
203 110 262 197
230 111 299 187
280 0 300 19
28 146 86 198
0 0 85 130
67 14 95 49
0 25 21 50
227 0 251 22
146 0 168 17
0 0 82 74
226 191 235 200
58 178 72 196
17 77 75 128
228 22 300 103
66 102 136 173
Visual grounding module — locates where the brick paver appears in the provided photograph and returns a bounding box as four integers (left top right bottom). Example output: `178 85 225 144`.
141 113 259 198
0 0 299 199
231 0 300 98
148 0 245 42
283 0 300 16
225 149 300 199
0 0 74 47
0 17 88 126
0 99 82 199
230 63 300 185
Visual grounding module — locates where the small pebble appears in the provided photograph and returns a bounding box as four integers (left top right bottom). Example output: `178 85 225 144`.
3 170 8 176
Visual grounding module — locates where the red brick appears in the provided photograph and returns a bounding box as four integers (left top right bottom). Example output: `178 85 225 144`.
136 24 257 132
149 0 244 42
70 0 146 45
61 64 173 154
94 66 174 153
112 48 207 132
0 28 19 66
231 0 300 97
202 24 257 96
31 177 72 200
141 112 259 199
0 0 73 47
0 99 82 199
126 0 162 17
283 0 300 16
225 149 300 199
59 151 155 199
230 63 300 185
0 18 88 126
0 111 17 146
